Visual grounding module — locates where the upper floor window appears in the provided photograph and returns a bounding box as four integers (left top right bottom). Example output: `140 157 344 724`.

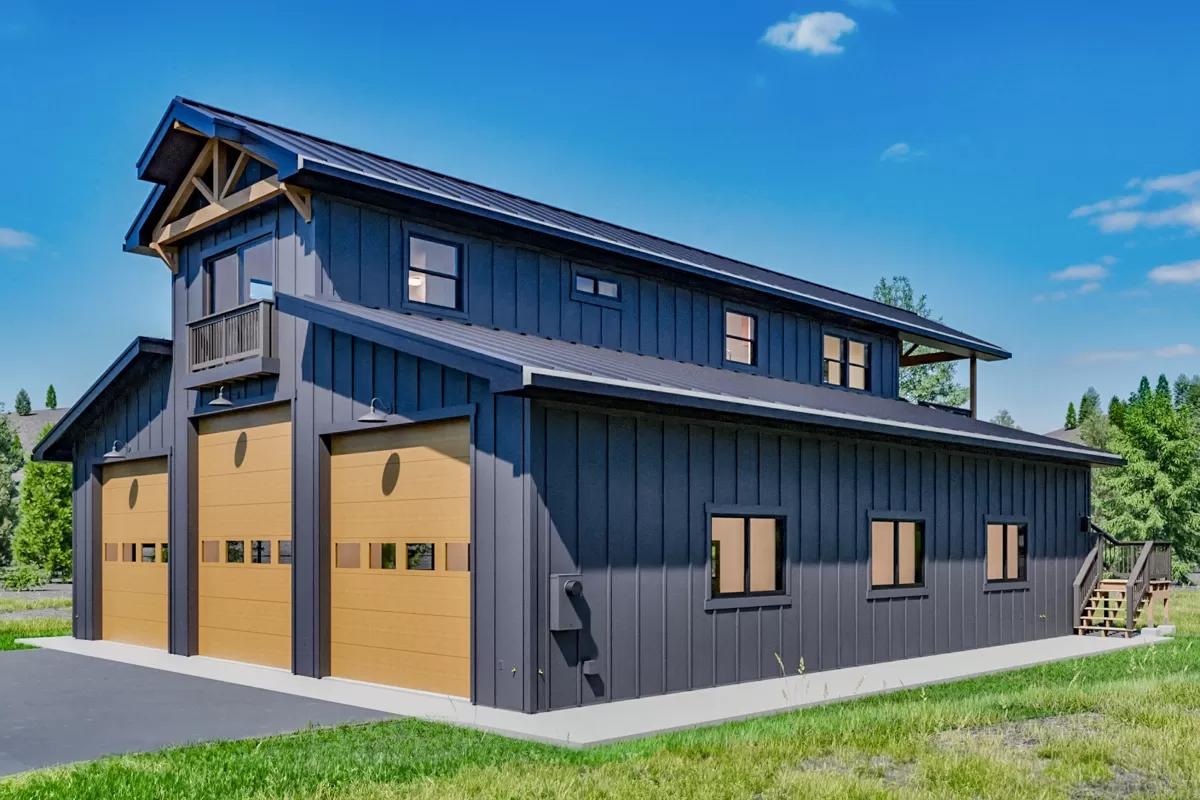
822 334 870 391
987 522 1027 582
871 518 924 588
725 311 757 366
710 514 784 598
408 235 462 310
205 235 273 315
574 273 620 300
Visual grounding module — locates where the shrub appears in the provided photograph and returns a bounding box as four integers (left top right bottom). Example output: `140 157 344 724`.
14 389 31 417
1 563 49 591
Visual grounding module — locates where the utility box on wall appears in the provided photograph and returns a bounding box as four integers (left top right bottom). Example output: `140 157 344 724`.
549 574 584 632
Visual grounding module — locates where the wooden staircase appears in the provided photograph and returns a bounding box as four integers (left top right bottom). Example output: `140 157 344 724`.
1073 521 1172 637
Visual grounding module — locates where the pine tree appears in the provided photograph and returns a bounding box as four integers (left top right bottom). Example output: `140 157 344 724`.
1065 402 1078 429
990 409 1019 429
1109 396 1126 428
14 389 31 416
12 424 71 578
872 276 969 407
44 385 57 411
1078 387 1100 422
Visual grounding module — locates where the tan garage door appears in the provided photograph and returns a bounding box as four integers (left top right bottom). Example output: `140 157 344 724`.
329 418 471 696
197 404 292 669
101 458 169 648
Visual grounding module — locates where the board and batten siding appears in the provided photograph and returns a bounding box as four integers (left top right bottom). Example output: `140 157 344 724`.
531 399 1091 711
71 358 173 641
311 194 901 400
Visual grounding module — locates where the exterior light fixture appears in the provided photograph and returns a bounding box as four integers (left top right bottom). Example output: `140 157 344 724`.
209 386 234 407
357 397 391 424
103 440 130 460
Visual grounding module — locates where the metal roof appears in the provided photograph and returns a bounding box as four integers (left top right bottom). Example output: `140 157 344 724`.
128 97 1009 360
33 338 172 462
277 293 1118 466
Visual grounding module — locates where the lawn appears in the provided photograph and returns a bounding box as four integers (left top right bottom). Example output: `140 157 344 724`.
0 597 72 615
2 597 1199 799
0 618 71 652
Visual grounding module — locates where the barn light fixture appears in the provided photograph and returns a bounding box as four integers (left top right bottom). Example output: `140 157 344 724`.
103 440 130 460
357 397 392 424
209 386 233 407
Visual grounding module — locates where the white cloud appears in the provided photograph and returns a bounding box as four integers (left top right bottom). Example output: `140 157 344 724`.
1050 262 1110 281
1129 169 1200 195
1072 343 1199 365
1069 194 1144 219
0 228 35 250
1077 281 1102 294
1092 200 1200 234
1148 259 1200 284
845 0 896 12
763 12 857 56
1073 169 1200 234
879 142 925 163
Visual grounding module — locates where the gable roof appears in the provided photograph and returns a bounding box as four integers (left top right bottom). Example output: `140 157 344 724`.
33 338 172 462
127 97 1009 361
277 292 1118 467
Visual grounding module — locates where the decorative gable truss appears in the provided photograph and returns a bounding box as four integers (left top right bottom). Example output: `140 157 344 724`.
149 127 312 271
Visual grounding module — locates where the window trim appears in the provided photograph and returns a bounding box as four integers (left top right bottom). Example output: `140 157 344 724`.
704 503 792 611
199 226 276 316
401 223 469 317
569 264 624 309
821 329 872 392
866 510 929 600
722 304 761 372
983 515 1030 589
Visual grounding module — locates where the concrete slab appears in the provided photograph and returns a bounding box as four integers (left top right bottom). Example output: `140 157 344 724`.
0 648 392 776
22 631 1166 748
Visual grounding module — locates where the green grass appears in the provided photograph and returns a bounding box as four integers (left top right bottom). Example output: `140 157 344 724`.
3 597 1200 799
0 618 71 651
0 597 72 614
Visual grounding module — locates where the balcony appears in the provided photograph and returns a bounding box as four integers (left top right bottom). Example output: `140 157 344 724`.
183 300 281 390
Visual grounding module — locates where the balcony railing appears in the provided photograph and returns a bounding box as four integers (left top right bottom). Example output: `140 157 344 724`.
188 300 275 372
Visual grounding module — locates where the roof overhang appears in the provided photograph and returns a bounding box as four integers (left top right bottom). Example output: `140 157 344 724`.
276 293 1118 466
33 338 172 462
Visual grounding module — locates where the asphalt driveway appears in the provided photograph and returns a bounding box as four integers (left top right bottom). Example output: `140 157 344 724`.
0 648 392 776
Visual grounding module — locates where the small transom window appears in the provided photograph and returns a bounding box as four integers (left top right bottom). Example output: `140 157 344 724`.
724 311 757 366
574 273 620 300
710 515 784 598
822 334 870 391
408 235 462 310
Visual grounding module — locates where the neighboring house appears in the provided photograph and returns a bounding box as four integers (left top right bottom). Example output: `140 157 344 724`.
1044 427 1085 446
35 98 1126 714
4 408 68 482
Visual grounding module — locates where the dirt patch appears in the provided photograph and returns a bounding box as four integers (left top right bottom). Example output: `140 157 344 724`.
0 606 72 621
1071 765 1170 800
932 712 1104 755
792 754 915 788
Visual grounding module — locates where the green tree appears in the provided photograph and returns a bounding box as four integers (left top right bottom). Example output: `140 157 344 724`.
1108 396 1126 429
1078 387 1100 422
44 385 57 410
872 276 969 406
14 389 31 416
990 409 1019 429
0 415 23 567
1079 410 1112 451
1093 374 1200 561
12 424 72 578
1065 402 1078 429
1174 374 1200 413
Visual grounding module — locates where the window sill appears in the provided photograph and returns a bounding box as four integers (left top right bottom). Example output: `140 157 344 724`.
866 586 929 601
983 580 1030 593
704 594 791 612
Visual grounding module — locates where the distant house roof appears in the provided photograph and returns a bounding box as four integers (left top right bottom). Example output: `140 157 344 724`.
1044 426 1085 446
277 293 1118 466
4 408 68 482
33 338 172 463
126 97 1010 362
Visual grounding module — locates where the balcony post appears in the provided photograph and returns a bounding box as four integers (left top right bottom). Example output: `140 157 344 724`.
969 355 977 419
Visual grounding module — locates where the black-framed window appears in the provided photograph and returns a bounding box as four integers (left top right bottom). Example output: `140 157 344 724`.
408 235 462 310
225 540 245 564
251 539 272 564
870 518 924 588
407 543 435 571
278 539 293 565
822 334 870 391
710 515 784 598
161 543 169 564
141 543 156 563
204 235 273 315
574 272 620 300
987 522 1027 582
724 311 757 366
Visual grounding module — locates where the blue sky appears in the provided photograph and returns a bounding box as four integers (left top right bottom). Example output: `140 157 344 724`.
1 1 1198 432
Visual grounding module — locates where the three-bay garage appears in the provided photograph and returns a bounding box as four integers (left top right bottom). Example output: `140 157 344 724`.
100 458 169 649
328 418 472 697
197 404 293 669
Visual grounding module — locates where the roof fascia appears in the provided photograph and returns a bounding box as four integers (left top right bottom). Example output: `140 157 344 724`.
33 337 172 462
294 160 1010 361
135 99 218 179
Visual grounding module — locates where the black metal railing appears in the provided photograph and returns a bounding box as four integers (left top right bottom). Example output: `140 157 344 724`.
188 300 274 372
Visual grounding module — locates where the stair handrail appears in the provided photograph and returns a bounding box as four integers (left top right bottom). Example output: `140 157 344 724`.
1077 519 1173 632
1125 540 1156 631
1073 544 1101 624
